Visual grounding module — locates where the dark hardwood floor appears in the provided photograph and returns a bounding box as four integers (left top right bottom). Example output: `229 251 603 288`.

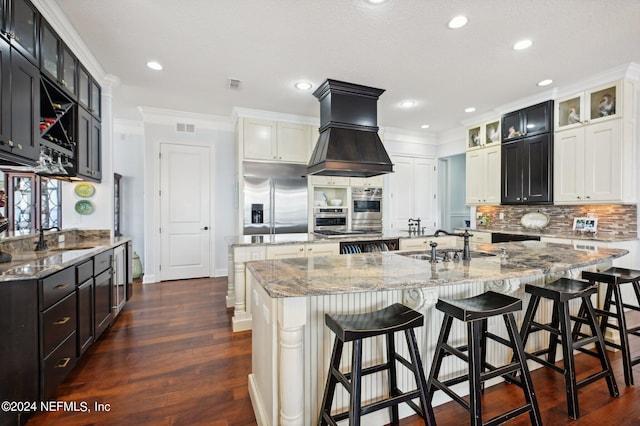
27 277 640 425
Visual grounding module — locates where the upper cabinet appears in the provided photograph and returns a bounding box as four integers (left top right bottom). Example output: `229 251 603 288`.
78 65 100 119
3 0 39 65
555 81 624 131
501 101 553 142
40 20 76 98
466 144 501 205
501 133 553 205
349 175 384 188
554 79 636 204
466 119 500 150
241 117 313 164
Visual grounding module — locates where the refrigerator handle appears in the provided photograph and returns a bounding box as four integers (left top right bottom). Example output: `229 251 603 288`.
270 180 276 235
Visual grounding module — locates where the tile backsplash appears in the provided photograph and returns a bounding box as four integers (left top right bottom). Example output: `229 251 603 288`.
476 204 637 238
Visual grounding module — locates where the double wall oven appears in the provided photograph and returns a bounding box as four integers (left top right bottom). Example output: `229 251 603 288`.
351 187 382 231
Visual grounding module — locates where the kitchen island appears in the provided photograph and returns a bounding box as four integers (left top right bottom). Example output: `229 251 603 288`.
245 241 627 426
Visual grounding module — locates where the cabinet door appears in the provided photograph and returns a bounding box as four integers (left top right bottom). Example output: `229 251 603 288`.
483 120 501 147
465 150 484 204
467 125 482 149
522 101 552 137
77 106 91 176
78 66 89 109
89 116 102 179
501 111 523 142
76 278 94 356
243 118 276 160
585 119 622 202
8 0 38 64
60 44 77 96
501 141 522 204
40 21 59 81
305 243 339 257
276 122 310 163
484 145 501 204
90 79 100 118
522 134 552 204
8 48 38 161
556 93 584 131
266 244 305 259
0 37 9 144
94 269 113 340
587 81 620 123
554 128 585 203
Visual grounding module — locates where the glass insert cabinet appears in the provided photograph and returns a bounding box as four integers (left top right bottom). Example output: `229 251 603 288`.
466 119 501 150
555 80 622 131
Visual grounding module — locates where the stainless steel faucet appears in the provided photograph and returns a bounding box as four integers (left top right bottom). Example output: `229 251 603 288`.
428 229 474 260
408 218 422 235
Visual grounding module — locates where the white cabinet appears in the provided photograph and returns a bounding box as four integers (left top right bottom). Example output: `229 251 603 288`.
555 80 628 131
308 175 350 186
555 119 626 203
467 119 501 150
350 175 384 187
265 242 339 259
387 156 437 232
465 145 501 205
241 118 312 163
554 79 636 205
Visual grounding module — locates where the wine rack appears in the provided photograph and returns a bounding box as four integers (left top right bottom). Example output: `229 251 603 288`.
39 78 76 174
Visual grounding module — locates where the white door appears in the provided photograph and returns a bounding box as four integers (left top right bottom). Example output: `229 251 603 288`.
160 143 211 280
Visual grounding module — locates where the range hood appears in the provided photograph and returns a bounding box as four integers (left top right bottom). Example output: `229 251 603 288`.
307 79 393 177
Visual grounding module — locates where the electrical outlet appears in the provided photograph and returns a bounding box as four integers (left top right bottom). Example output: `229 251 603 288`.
499 212 505 220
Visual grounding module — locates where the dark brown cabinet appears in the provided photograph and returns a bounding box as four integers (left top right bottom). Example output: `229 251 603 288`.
0 43 39 163
501 133 553 204
0 36 10 145
76 258 94 356
77 106 101 180
40 20 76 98
3 0 39 65
502 100 553 142
94 249 113 339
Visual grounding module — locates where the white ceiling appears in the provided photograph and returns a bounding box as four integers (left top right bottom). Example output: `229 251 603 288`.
54 0 640 134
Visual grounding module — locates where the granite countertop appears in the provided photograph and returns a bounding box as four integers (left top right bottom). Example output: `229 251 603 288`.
246 241 628 298
0 235 131 282
460 226 637 242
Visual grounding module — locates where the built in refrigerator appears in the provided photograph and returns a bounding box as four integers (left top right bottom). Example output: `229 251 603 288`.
243 162 308 235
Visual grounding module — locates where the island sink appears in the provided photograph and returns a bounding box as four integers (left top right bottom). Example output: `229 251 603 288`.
396 249 496 262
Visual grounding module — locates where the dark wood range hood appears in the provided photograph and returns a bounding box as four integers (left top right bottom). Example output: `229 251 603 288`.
307 79 394 178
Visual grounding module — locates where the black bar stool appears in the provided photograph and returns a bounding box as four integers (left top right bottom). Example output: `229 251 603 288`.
426 291 542 426
582 267 640 386
519 278 619 419
318 303 435 426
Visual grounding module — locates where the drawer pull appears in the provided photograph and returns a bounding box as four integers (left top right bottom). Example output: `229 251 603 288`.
53 316 71 326
54 283 69 290
55 357 71 369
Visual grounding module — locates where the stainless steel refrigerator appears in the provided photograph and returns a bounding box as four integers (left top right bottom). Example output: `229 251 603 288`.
243 162 308 235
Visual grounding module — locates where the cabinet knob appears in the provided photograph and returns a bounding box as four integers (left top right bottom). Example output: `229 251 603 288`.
7 140 13 147
516 197 521 201
17 144 22 150
586 196 591 199
299 247 304 251
523 197 528 200
577 196 581 199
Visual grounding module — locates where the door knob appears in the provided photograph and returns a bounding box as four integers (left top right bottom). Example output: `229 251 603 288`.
201 226 209 230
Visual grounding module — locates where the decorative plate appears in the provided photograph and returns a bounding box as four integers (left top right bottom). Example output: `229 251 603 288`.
75 200 95 215
75 183 95 198
521 212 549 230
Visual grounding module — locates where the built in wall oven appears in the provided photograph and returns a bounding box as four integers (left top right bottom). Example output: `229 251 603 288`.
313 207 348 232
352 187 382 231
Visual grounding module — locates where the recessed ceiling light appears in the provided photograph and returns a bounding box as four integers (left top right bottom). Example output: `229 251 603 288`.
465 107 476 113
146 61 163 71
294 81 312 90
400 100 416 108
367 0 388 4
513 39 533 50
537 79 553 87
448 15 468 29
421 124 430 129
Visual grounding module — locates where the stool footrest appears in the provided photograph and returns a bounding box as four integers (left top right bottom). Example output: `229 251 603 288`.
485 404 535 426
576 370 612 390
526 353 565 375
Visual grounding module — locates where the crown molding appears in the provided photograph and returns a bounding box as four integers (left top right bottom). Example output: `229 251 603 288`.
30 0 106 81
137 107 234 131
232 107 318 126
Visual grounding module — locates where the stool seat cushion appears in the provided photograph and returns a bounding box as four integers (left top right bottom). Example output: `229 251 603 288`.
325 303 423 342
582 267 640 285
436 291 521 322
526 278 596 302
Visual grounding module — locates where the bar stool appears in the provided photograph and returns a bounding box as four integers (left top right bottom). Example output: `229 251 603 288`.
427 291 542 426
582 267 640 386
519 278 619 419
318 303 434 426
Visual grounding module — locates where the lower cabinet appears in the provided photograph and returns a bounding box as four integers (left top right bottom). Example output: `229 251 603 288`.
94 250 114 340
0 244 123 426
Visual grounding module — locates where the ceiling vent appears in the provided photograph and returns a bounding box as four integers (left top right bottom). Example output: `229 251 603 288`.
228 78 241 89
176 123 195 133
